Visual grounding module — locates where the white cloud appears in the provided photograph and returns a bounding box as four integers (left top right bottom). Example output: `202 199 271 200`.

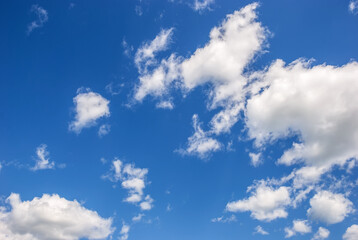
104 158 153 210
27 5 48 34
312 227 330 240
343 224 358 240
192 0 214 12
156 100 174 109
226 182 291 221
98 124 111 137
0 193 114 240
307 191 353 224
135 28 174 74
211 215 236 223
249 152 262 167
69 88 110 133
132 213 144 222
139 195 154 211
254 225 269 235
284 219 311 238
134 54 181 103
246 60 358 172
32 144 54 171
119 223 130 240
181 2 266 109
349 1 358 14
179 114 222 158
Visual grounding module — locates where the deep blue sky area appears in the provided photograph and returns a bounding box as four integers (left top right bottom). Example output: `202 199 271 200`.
1 1 358 240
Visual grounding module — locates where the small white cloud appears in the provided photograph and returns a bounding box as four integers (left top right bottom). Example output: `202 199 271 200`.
249 152 262 167
284 219 311 238
119 223 130 240
132 213 144 222
192 0 214 12
254 225 269 235
0 193 114 240
312 227 330 240
156 100 174 109
69 88 110 133
343 224 358 240
166 203 172 212
349 1 358 14
27 5 48 34
226 182 291 221
140 195 154 211
179 114 222 159
104 159 153 211
307 191 353 224
98 124 111 137
211 215 236 223
32 144 54 171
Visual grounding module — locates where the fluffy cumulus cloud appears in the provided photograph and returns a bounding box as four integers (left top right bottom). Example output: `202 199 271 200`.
104 158 153 211
343 224 358 240
312 227 330 240
226 182 291 221
284 219 311 238
69 88 110 133
307 191 353 224
27 5 48 34
31 144 54 171
246 60 358 171
0 193 114 240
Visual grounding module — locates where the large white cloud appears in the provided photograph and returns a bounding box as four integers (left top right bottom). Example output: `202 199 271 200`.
307 191 353 224
226 182 291 221
0 193 114 240
69 88 110 133
181 2 266 109
246 60 358 170
343 224 358 240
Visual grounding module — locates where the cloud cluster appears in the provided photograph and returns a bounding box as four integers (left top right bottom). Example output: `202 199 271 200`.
0 193 114 240
69 88 110 133
192 0 214 12
105 158 153 211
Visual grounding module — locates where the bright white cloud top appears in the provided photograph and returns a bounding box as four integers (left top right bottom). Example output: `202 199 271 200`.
69 88 110 133
312 227 330 240
0 193 114 240
307 191 353 224
284 219 311 238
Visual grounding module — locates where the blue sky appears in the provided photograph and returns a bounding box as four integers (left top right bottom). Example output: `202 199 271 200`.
1 0 358 239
